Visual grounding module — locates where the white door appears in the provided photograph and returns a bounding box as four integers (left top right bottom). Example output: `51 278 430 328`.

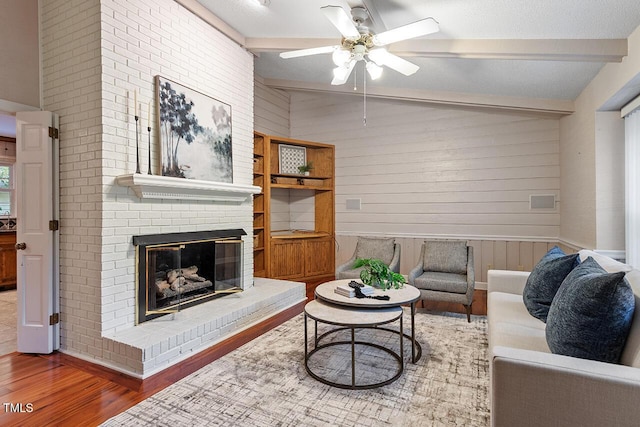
15 111 59 353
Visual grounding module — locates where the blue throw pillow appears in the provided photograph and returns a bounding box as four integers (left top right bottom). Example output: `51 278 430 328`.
546 257 635 364
523 246 580 322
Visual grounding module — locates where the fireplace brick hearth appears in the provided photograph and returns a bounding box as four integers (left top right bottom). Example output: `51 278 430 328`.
104 278 305 377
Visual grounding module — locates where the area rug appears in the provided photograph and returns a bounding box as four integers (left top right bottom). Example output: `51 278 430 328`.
102 309 489 427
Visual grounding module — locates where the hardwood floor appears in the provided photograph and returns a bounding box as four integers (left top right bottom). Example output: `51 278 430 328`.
419 288 488 317
0 290 487 427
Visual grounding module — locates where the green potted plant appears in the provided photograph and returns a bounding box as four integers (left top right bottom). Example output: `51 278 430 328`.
353 258 406 290
297 162 313 176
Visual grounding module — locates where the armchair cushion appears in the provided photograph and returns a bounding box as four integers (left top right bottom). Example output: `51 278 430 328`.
354 237 395 265
413 271 468 294
423 240 468 274
337 266 365 280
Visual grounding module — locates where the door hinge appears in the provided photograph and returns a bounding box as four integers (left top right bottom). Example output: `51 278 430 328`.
49 313 60 325
49 220 59 231
48 127 59 139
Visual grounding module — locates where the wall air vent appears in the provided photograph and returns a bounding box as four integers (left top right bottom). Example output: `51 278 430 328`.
530 194 556 210
346 198 361 210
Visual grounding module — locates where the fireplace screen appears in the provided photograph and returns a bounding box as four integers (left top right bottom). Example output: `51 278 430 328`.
134 230 245 324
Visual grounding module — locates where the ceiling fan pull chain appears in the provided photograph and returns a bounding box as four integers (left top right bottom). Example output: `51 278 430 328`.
363 62 367 127
353 65 358 91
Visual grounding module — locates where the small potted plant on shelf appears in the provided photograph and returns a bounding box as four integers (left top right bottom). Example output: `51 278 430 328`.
298 162 313 176
353 258 406 291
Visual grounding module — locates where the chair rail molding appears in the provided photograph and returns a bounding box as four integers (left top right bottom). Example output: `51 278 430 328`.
116 173 260 202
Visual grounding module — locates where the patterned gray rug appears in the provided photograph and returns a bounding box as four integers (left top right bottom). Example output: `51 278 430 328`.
103 309 489 426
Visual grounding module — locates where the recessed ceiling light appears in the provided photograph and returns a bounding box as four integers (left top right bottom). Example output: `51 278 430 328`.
251 0 270 7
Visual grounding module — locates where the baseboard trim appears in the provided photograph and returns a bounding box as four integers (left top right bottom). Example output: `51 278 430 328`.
475 281 487 291
336 231 560 243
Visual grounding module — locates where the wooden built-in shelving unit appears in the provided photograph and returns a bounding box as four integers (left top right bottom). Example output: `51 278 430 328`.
253 132 269 278
252 132 335 290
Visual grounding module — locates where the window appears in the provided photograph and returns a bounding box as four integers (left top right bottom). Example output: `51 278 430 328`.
624 96 640 268
0 164 13 215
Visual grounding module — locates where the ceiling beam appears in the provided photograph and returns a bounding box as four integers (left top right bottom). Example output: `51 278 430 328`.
246 38 627 62
262 78 575 117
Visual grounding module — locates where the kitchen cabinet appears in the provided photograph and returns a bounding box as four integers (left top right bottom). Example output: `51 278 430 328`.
0 232 17 289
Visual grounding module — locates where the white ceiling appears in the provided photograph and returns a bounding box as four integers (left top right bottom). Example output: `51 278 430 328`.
196 0 640 113
0 114 16 138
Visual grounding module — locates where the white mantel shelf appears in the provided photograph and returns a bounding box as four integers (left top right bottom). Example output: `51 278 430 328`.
117 173 261 202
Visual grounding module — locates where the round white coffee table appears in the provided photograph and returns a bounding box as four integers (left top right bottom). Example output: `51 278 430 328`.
304 299 404 389
314 279 422 363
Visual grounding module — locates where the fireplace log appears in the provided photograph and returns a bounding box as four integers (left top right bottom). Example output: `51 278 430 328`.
156 280 170 294
184 273 206 282
167 266 199 284
170 276 186 291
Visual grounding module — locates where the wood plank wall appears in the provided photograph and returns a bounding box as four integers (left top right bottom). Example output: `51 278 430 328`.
283 91 569 288
251 82 580 289
289 92 561 239
254 77 289 138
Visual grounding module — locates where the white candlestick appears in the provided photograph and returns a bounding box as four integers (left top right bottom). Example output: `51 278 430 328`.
147 100 151 125
134 90 138 117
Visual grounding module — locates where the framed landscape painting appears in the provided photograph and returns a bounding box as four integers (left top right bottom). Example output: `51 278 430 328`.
156 76 232 183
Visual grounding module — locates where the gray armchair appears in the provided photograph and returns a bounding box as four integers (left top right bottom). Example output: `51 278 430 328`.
336 237 400 280
408 240 475 322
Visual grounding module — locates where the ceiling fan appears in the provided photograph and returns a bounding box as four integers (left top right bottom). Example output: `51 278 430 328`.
279 5 439 85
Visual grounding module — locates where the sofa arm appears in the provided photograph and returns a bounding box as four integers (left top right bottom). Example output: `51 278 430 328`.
492 346 640 427
487 270 530 296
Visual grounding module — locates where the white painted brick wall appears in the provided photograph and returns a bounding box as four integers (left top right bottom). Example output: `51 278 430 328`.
41 0 104 359
41 0 257 374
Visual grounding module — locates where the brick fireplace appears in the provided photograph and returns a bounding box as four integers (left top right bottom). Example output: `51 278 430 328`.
41 0 306 379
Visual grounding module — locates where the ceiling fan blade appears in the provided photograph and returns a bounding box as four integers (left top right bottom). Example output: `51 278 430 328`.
331 59 356 85
280 45 337 59
321 5 360 39
373 17 439 46
368 49 419 76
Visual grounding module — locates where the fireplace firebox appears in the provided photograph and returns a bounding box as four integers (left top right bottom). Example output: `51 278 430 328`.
133 229 246 324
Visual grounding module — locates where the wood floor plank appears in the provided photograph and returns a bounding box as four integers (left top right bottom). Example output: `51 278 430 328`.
0 293 487 426
0 301 306 427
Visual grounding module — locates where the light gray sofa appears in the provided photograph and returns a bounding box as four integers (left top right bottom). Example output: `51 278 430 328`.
487 249 640 427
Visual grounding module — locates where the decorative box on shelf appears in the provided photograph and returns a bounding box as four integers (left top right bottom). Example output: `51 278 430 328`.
303 178 324 187
272 176 298 185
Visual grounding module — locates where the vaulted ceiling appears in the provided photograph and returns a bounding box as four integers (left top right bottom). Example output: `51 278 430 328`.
190 0 640 116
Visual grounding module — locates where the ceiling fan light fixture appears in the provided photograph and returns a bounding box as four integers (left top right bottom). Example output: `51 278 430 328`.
279 6 437 85
333 65 349 81
331 60 356 85
332 48 351 66
366 61 383 80
352 44 366 61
